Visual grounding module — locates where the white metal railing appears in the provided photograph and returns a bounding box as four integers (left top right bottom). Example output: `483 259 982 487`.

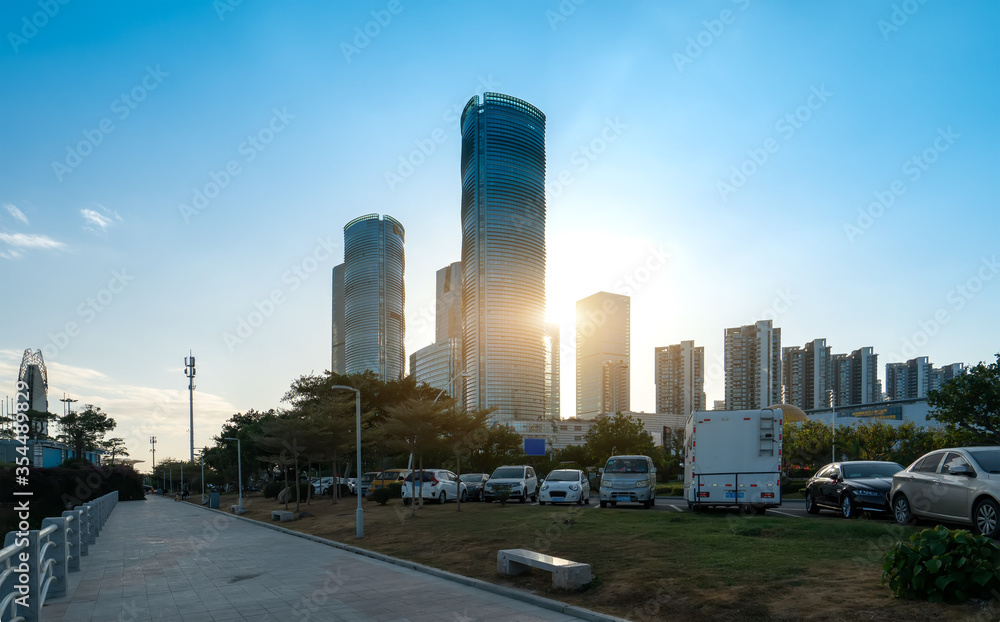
1 491 118 622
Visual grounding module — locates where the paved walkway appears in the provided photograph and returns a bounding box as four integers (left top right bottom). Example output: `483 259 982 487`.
42 496 603 622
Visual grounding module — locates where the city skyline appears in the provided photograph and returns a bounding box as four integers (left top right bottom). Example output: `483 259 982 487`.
1 1 997 461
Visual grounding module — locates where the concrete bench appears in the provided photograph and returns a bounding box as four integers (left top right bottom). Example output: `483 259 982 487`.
497 548 591 589
271 510 294 522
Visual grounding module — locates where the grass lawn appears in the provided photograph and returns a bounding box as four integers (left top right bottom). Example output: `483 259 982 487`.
193 492 997 621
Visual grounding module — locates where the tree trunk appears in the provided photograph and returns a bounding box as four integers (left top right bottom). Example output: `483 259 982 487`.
332 450 339 505
294 440 301 513
283 461 289 511
455 450 462 512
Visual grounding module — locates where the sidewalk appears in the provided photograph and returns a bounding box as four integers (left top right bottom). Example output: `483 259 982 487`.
41 495 613 622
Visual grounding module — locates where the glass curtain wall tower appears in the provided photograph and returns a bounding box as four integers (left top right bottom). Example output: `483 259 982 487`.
343 214 406 380
461 93 547 426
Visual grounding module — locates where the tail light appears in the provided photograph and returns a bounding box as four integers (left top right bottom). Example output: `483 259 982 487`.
761 492 775 499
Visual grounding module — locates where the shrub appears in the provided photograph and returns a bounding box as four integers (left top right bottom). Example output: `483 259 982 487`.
386 482 403 498
264 481 285 499
882 525 1000 603
496 489 510 505
369 487 393 505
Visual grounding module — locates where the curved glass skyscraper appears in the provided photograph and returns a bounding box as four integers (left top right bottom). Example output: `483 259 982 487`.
343 214 405 380
461 93 546 426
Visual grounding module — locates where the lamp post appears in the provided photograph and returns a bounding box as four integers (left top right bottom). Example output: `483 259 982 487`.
330 385 363 538
830 390 837 463
223 437 242 513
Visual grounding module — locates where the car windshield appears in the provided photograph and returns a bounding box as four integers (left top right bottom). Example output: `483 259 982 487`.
460 474 485 482
605 459 648 473
545 471 579 481
492 467 524 479
360 474 376 483
842 463 904 478
969 449 1000 474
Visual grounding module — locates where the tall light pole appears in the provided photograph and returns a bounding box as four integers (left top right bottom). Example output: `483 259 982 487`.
184 353 196 463
830 389 837 463
224 437 243 513
330 385 363 538
149 436 157 471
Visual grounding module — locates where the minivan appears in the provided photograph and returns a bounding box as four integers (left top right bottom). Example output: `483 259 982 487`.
599 455 656 509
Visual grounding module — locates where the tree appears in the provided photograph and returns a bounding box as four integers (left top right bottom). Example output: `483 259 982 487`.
928 353 1000 445
256 413 311 511
380 397 452 513
439 407 493 511
0 409 56 441
473 425 525 474
103 437 129 464
58 405 116 463
583 412 655 466
783 420 833 475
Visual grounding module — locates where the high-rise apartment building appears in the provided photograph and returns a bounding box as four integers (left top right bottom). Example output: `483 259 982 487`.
461 93 547 426
545 323 561 421
342 214 406 380
435 262 463 343
654 340 706 416
886 356 932 400
830 353 850 407
782 339 830 409
828 347 879 407
930 362 966 393
331 263 346 374
724 320 781 410
576 292 630 418
410 339 463 406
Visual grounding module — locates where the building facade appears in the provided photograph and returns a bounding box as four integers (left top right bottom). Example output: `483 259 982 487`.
576 292 630 418
18 348 48 414
545 322 561 421
654 340 706 417
460 92 547 427
724 320 781 410
848 346 880 405
435 261 463 343
886 356 932 400
410 339 463 406
331 263 346 374
782 338 830 410
930 362 966 393
343 214 406 380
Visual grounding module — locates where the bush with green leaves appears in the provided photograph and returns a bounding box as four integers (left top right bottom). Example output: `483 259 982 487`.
882 525 1000 603
386 482 403 498
369 487 393 505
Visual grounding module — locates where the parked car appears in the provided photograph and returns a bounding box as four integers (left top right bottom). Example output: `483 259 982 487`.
459 473 490 501
539 469 590 505
312 477 335 495
357 471 379 497
484 465 538 503
599 455 656 509
346 478 358 495
401 469 468 504
804 461 903 518
890 446 1000 538
367 469 410 497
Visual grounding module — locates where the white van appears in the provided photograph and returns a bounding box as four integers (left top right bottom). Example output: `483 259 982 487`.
599 455 656 509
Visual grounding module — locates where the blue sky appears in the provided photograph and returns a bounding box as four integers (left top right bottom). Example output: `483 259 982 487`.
1 1 997 465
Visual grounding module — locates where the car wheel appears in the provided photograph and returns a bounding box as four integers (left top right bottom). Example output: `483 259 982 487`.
576 495 583 505
610 501 617 507
973 498 1000 539
403 498 411 506
643 500 650 509
539 500 545 505
841 494 857 519
804 491 820 515
439 491 447 504
893 494 916 526
520 493 527 504
461 490 468 502
600 500 607 508
650 496 655 507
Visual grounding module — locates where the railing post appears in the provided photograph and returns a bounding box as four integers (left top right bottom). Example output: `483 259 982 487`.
1 532 27 620
84 503 100 541
61 510 82 571
40 518 69 599
22 530 42 622
79 504 94 550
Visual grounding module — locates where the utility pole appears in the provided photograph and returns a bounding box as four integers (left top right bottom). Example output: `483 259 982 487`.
184 352 196 463
150 436 157 471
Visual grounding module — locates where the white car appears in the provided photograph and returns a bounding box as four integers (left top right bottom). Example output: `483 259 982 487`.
539 469 590 505
311 477 335 495
401 469 468 504
484 465 539 503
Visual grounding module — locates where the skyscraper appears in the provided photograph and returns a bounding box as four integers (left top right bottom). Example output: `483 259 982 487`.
886 356 931 400
461 93 547 427
576 292 630 418
849 346 880 404
654 340 706 416
331 263 346 374
782 338 830 409
724 320 781 410
343 214 406 380
545 323 561 421
410 339 463 406
17 349 49 436
435 261 463 343
930 362 966 393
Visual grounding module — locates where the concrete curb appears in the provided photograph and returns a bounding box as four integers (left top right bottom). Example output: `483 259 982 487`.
174 496 630 622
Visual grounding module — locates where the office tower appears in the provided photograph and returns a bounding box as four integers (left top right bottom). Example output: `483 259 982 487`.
576 292 630 418
724 320 781 410
17 349 49 435
545 323 561 421
435 262 463 343
461 93 547 426
930 362 966 393
654 341 706 416
331 263 346 374
410 339 463 407
782 339 830 409
886 356 932 400
343 214 406 380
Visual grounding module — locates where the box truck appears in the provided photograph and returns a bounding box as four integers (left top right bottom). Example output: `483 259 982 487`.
684 408 784 514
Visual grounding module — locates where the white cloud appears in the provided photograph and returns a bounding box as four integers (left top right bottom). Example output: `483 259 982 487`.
4 203 29 225
80 204 122 234
0 232 68 251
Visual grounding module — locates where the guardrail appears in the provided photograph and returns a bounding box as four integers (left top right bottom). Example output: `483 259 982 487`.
1 491 118 622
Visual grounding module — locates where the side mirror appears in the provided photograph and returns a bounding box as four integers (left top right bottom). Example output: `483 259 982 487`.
949 465 974 477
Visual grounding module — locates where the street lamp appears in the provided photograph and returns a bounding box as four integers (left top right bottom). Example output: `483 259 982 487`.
223 437 243 513
829 389 837 463
330 385 363 538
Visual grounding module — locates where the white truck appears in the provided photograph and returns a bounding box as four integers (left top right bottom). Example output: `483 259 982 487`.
684 407 784 514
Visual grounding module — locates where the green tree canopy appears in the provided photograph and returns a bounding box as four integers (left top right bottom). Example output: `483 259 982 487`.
58 405 116 462
583 412 656 466
928 353 1000 445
